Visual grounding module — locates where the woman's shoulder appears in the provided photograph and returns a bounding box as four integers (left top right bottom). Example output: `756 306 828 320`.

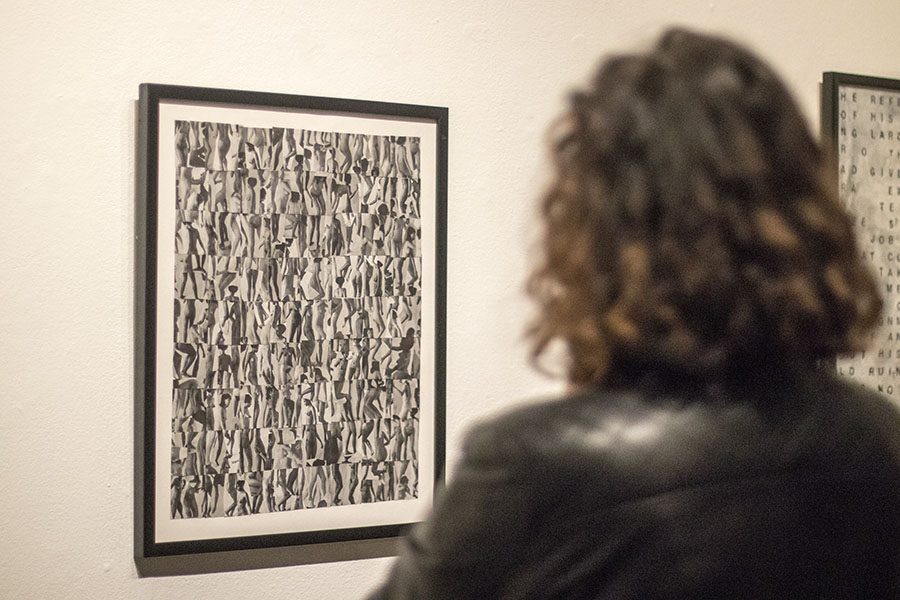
803 370 900 471
459 371 900 503
458 387 700 499
460 387 660 461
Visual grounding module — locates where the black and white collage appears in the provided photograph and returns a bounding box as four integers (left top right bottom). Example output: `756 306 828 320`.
170 120 423 519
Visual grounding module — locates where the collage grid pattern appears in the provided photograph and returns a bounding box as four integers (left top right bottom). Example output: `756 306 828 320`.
170 121 422 519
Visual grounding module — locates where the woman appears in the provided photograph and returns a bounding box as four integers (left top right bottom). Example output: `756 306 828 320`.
202 472 220 518
324 423 344 503
183 476 201 519
303 423 324 465
369 29 900 598
170 476 185 519
276 468 294 511
223 473 238 517
233 480 251 516
211 391 229 432
246 471 263 514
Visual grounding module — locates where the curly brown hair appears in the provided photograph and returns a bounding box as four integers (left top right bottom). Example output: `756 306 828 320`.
527 28 881 386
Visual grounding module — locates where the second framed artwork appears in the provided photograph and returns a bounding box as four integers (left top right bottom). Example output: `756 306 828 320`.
821 72 900 401
136 84 447 557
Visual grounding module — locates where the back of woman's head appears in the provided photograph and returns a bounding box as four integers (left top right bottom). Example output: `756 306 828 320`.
528 28 881 386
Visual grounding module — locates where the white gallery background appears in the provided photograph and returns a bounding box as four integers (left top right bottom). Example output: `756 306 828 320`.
1 1 899 598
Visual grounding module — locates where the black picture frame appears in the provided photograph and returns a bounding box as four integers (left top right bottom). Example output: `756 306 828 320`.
821 72 900 150
821 72 900 396
136 84 447 558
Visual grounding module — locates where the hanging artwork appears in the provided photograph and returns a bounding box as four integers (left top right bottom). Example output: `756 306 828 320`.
135 84 447 557
822 72 900 405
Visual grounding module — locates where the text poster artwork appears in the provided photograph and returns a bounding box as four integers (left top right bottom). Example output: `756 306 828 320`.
836 85 900 403
171 123 422 519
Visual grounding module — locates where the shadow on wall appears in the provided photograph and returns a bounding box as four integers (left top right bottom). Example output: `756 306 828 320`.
135 536 399 577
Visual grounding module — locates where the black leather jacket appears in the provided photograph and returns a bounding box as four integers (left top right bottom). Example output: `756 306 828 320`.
370 369 900 598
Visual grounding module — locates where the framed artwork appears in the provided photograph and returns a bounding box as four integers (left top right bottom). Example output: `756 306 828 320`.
135 84 447 557
822 72 900 404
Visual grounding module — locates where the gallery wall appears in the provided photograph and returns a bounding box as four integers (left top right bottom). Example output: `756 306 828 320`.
1 0 898 598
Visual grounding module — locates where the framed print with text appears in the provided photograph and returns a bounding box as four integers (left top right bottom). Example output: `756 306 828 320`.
135 83 447 557
822 72 900 404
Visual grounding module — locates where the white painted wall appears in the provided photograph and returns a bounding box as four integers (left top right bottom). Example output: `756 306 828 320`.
1 1 898 597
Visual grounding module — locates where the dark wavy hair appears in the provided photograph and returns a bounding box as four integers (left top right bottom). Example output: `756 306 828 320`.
527 28 881 386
